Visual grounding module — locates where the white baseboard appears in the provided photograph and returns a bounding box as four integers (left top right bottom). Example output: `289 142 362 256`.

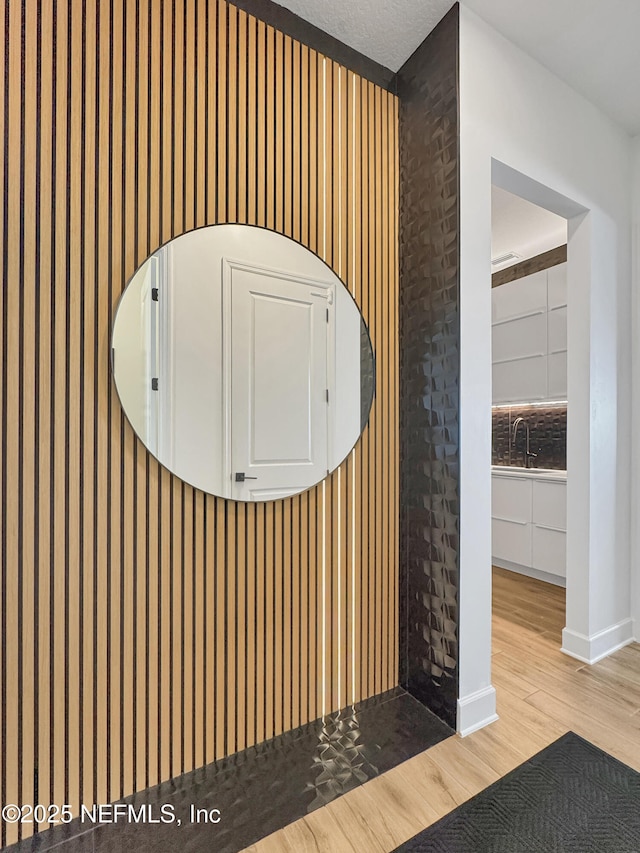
561 618 635 664
492 558 566 588
457 685 499 737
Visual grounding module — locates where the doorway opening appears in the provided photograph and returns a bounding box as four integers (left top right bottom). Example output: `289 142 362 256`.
488 159 602 677
490 184 568 657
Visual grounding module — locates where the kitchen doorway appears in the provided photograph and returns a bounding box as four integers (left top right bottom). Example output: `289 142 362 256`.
490 184 568 652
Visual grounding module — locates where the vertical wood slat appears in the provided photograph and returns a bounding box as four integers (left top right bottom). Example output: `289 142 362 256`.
52 0 69 820
95 0 110 810
36 0 54 826
1 2 398 840
21 0 37 837
109 0 124 801
4 2 21 845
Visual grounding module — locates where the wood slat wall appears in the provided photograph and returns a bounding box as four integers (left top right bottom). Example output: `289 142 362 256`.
0 0 399 844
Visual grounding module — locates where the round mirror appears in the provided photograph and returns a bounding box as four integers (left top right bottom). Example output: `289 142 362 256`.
112 224 375 502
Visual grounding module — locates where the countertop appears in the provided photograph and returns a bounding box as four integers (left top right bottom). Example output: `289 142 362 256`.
491 465 567 482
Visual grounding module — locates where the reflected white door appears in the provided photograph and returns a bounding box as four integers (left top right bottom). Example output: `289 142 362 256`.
226 260 330 501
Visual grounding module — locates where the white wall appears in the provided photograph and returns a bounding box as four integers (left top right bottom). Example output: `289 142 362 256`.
631 136 640 634
458 6 634 735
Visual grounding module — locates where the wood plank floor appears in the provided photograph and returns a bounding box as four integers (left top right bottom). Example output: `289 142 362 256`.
242 567 640 852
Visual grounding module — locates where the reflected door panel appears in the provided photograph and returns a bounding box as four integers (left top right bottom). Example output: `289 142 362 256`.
227 261 329 501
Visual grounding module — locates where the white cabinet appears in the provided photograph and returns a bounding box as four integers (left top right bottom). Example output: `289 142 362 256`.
492 471 566 582
532 526 566 577
492 262 567 404
492 312 546 363
532 480 566 529
492 473 532 567
493 356 548 403
548 306 567 353
492 270 547 323
547 264 567 309
493 475 532 522
548 351 567 399
493 518 532 566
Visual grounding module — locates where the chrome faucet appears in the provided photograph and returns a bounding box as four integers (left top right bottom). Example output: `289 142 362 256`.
511 417 537 468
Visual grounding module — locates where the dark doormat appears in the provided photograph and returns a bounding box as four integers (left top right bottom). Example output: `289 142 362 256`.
394 731 640 852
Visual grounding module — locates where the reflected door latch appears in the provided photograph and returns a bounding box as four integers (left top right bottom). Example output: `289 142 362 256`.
235 472 258 482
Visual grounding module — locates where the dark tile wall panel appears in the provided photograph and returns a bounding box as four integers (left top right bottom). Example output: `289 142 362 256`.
396 4 460 729
492 404 567 470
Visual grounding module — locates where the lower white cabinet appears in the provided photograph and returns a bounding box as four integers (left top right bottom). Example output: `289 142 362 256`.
532 480 567 529
532 525 566 578
493 475 531 522
492 518 532 566
492 471 566 582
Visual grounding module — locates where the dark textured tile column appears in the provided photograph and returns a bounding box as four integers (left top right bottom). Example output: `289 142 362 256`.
396 3 460 729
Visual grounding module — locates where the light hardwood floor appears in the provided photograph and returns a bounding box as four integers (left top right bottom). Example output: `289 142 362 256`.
243 567 640 852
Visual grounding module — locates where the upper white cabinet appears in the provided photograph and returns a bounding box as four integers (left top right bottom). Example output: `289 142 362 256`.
547 264 567 309
547 306 567 353
548 351 567 399
492 312 546 363
492 262 567 404
492 270 547 323
492 356 548 403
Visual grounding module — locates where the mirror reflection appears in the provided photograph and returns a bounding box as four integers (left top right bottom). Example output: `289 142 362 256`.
112 224 375 501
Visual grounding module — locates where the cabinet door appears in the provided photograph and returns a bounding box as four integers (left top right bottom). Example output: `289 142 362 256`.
492 518 532 566
493 313 546 364
492 475 532 523
548 306 567 353
532 480 566 530
548 351 567 399
547 263 567 309
492 271 547 324
493 355 547 404
532 526 566 578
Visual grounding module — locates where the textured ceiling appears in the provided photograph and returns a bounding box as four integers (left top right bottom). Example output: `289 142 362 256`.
272 0 455 72
492 187 567 267
274 0 640 135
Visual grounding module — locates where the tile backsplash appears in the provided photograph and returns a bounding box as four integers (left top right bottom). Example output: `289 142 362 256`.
492 404 567 470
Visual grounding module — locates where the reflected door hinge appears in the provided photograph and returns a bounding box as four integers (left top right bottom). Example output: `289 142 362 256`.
326 308 329 322
152 287 159 301
151 378 159 391
326 388 329 403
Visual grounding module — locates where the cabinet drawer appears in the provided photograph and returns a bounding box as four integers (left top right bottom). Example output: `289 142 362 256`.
492 518 532 566
532 480 566 530
492 475 532 523
492 271 547 323
492 313 546 363
532 525 566 577
493 355 547 404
